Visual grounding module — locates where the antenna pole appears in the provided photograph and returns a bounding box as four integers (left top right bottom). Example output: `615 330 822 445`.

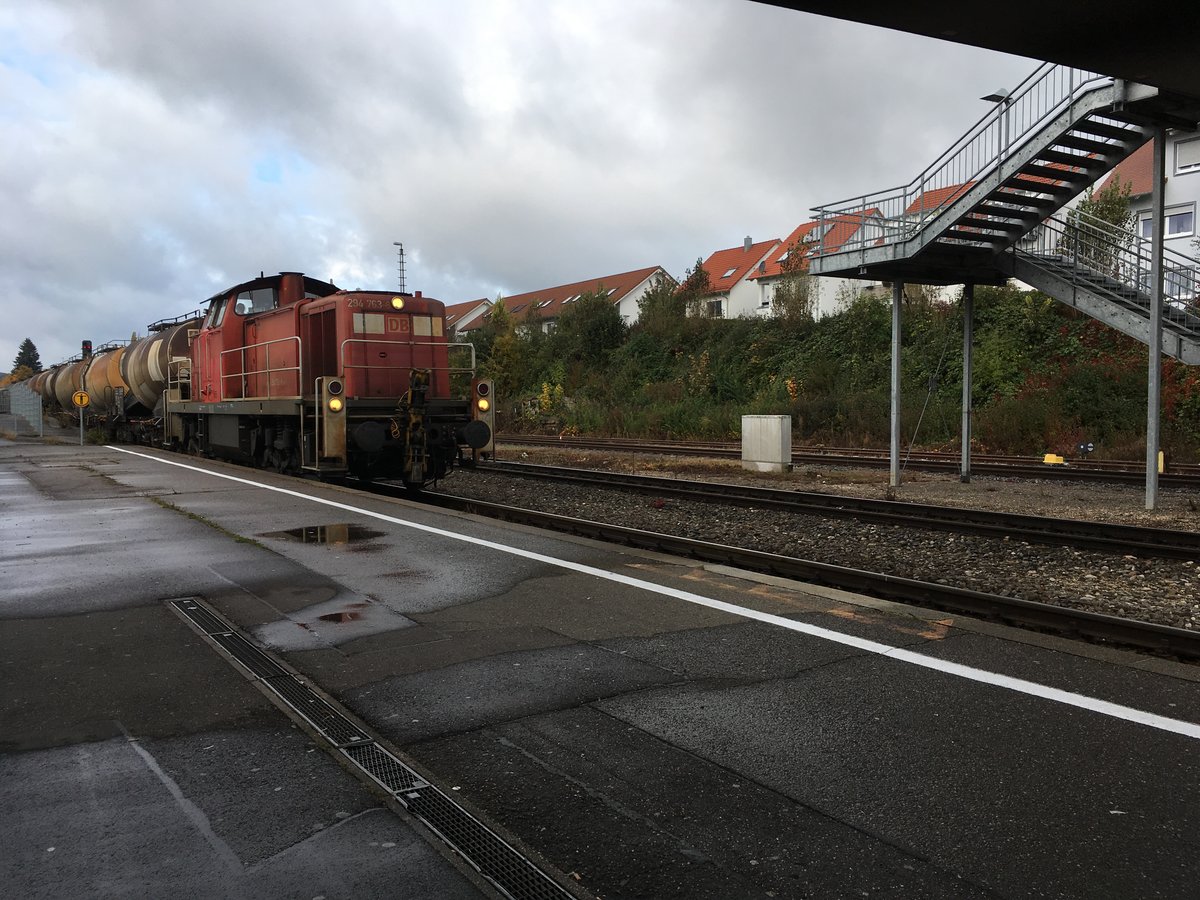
392 241 407 293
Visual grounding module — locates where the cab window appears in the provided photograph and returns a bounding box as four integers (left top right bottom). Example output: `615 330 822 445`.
205 297 228 328
236 287 278 315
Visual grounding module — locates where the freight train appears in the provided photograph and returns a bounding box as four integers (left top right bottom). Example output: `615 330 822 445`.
30 271 494 488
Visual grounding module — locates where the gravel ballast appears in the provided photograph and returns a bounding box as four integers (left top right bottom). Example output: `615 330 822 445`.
435 447 1200 632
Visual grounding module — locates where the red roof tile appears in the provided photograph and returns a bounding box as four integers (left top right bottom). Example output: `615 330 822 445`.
1095 142 1152 197
458 266 668 331
749 211 882 280
698 239 780 294
904 182 973 216
444 298 488 326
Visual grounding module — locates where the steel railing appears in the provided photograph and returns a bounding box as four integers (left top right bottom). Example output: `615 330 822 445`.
220 336 302 400
1014 206 1200 327
812 62 1110 258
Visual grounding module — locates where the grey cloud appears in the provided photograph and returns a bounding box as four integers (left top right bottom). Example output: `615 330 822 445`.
5 0 1037 369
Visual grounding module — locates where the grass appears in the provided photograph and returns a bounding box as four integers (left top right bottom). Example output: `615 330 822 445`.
149 495 266 548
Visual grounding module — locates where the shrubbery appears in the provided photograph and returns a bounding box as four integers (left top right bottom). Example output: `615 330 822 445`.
476 284 1200 461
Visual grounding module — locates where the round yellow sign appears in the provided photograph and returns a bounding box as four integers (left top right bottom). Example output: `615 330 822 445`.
72 390 90 408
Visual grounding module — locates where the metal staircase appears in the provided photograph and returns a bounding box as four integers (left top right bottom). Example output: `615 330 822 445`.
808 63 1200 348
1005 208 1200 363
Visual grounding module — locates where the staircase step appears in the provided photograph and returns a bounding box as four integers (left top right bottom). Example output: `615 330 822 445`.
942 228 998 244
1019 163 1094 183
960 215 1026 233
990 191 1056 208
1036 149 1107 169
1055 134 1120 154
1072 119 1145 142
973 203 1043 222
1002 177 1077 195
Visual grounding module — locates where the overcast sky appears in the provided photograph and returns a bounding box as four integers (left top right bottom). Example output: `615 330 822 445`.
0 0 1035 370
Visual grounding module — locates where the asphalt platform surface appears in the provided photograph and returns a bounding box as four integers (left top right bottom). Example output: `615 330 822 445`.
3 439 1200 899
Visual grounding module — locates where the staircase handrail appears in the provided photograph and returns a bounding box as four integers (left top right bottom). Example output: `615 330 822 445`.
1016 207 1200 324
811 61 1109 257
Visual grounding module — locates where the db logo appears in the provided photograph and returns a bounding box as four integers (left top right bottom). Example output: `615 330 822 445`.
386 317 410 334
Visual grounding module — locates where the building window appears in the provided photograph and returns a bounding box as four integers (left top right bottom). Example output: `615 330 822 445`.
1177 138 1200 174
722 267 738 278
1140 205 1195 240
707 298 724 317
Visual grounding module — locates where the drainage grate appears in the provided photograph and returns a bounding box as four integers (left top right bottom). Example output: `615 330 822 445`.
265 675 371 746
344 742 426 793
406 788 569 900
171 597 234 635
168 597 575 900
210 632 291 680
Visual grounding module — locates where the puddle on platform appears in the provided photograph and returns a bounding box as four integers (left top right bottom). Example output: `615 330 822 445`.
254 596 416 650
259 523 386 546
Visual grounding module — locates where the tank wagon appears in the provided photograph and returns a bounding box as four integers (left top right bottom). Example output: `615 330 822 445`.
35 271 494 488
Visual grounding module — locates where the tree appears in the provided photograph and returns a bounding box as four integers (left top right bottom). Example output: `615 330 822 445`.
12 338 42 374
551 287 627 364
636 272 685 336
476 297 522 401
1058 174 1135 276
0 365 33 387
678 258 713 318
770 237 816 324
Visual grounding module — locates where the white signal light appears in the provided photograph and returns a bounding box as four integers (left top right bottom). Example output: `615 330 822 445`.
391 297 405 310
328 396 344 413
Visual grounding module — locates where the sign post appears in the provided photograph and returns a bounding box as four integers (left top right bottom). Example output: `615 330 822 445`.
72 390 90 446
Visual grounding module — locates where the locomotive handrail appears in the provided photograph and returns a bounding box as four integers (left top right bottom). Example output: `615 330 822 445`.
220 336 302 401
338 338 477 371
147 309 204 333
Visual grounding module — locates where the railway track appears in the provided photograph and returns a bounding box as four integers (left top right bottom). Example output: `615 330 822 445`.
374 482 1200 662
499 434 1200 487
480 460 1200 561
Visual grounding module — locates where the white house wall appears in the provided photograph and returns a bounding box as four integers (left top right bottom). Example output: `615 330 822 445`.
1129 131 1199 253
618 270 669 324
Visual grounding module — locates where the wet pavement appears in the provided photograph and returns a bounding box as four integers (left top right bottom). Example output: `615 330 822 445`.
4 438 1200 899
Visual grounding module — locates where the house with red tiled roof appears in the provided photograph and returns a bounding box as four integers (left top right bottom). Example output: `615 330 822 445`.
444 298 491 337
1096 134 1199 251
457 265 675 334
694 237 781 318
745 212 887 318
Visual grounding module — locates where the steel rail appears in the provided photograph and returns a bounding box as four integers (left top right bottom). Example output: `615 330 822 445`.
498 435 1200 486
482 461 1200 561
403 488 1200 661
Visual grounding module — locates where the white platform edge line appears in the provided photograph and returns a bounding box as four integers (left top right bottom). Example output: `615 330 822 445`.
109 446 1200 742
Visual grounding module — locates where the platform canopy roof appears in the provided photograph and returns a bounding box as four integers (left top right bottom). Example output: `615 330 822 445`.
756 1 1200 101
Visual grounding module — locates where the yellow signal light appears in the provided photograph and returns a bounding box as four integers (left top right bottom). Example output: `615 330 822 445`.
476 397 490 413
391 297 406 310
328 396 344 413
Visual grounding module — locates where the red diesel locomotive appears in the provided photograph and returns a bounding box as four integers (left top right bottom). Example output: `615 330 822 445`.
38 271 494 488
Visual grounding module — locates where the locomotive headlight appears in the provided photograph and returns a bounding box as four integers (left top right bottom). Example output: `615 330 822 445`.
328 396 344 413
476 397 490 413
391 296 405 310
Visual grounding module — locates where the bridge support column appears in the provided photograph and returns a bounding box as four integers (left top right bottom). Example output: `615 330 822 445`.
1147 127 1165 511
961 284 974 483
891 281 903 488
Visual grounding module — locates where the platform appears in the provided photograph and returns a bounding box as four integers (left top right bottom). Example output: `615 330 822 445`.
3 439 1199 899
